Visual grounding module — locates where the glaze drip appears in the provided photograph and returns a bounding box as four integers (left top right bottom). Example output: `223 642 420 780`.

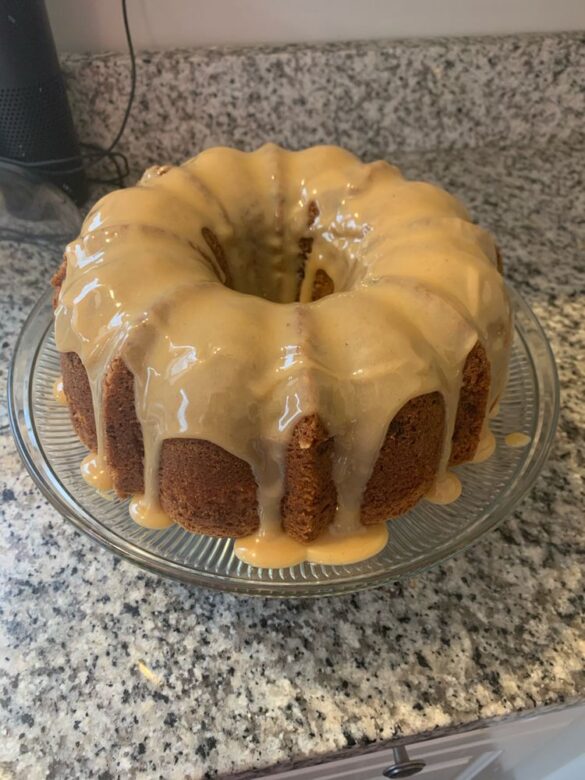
425 471 462 505
472 424 496 463
80 452 113 492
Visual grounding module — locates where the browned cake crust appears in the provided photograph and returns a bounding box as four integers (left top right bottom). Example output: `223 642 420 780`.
361 392 445 525
51 261 67 307
449 342 490 466
310 269 335 301
281 415 336 543
159 439 260 537
103 357 144 496
60 351 97 451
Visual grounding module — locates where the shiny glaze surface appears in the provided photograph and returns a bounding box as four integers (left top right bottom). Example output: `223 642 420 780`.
80 452 113 492
234 524 389 568
129 496 174 529
54 144 512 564
425 471 463 505
505 432 531 448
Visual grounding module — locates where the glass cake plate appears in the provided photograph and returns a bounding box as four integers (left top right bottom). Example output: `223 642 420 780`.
9 286 559 597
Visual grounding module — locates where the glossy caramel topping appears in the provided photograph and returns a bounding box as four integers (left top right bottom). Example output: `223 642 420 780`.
54 144 512 559
472 424 496 463
129 496 174 529
235 524 389 568
505 432 530 448
80 452 113 491
425 471 462 505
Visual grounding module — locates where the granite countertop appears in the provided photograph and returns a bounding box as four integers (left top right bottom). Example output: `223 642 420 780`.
1 33 585 780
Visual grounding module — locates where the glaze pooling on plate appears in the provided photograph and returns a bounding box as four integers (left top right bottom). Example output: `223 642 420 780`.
80 452 113 491
505 432 531 448
425 471 463 505
234 523 389 568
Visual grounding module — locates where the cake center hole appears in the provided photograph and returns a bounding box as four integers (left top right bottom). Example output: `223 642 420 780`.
201 202 337 304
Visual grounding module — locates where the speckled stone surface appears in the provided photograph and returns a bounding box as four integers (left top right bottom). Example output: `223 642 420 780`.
1 33 585 780
61 32 585 178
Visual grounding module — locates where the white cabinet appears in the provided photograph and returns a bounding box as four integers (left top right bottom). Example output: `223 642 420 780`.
260 704 585 779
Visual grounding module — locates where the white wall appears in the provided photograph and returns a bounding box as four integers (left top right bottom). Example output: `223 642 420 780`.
47 0 585 53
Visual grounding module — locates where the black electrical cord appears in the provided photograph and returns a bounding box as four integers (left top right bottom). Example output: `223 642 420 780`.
0 0 136 189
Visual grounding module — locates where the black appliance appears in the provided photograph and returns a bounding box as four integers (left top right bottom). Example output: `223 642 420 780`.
0 0 88 204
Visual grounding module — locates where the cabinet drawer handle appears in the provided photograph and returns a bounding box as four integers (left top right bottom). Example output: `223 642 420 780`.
383 746 426 778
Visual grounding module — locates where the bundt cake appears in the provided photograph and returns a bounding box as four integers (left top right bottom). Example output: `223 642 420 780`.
52 144 513 566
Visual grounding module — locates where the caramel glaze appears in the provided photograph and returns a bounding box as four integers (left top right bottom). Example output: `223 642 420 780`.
80 452 113 491
505 432 531 448
472 423 496 463
425 471 463 505
54 144 513 566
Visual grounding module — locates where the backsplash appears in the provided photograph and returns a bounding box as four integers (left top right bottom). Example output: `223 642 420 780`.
61 32 585 177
